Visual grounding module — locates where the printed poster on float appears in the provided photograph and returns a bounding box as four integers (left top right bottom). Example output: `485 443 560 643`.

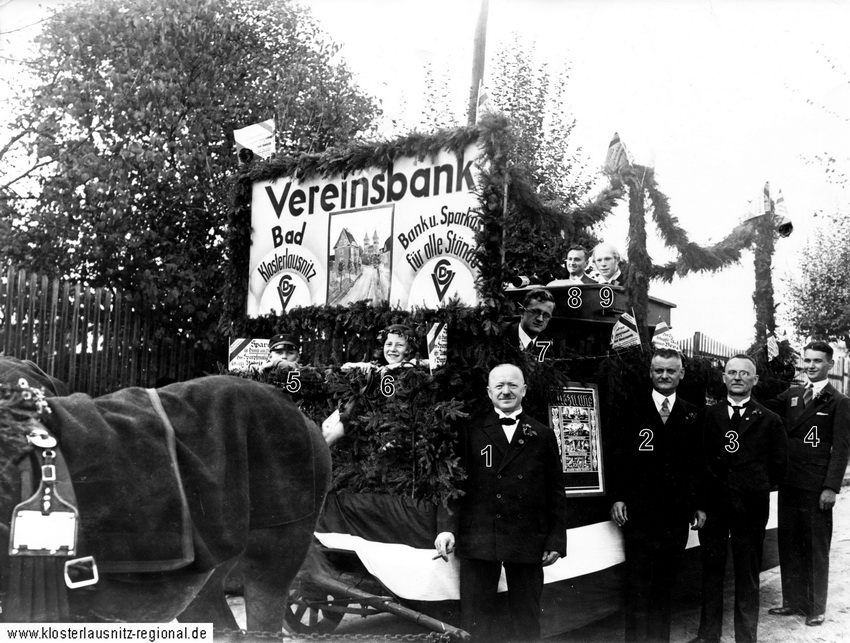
247 143 484 315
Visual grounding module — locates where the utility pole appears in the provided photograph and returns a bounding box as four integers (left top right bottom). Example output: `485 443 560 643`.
467 0 490 126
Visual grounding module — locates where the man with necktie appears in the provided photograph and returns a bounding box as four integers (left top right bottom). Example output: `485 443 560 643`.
503 289 556 359
609 349 707 642
435 363 567 641
763 341 850 627
689 354 787 643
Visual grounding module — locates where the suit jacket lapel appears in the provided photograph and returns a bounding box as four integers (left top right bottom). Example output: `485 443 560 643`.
666 398 687 427
498 412 531 472
791 384 832 429
709 403 728 433
735 402 758 438
481 411 509 459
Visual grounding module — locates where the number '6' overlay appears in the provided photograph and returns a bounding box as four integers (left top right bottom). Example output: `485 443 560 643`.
380 373 396 397
285 370 301 393
599 286 614 309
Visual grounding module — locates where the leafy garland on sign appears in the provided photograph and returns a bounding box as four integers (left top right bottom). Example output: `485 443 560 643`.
219 116 783 506
221 113 620 334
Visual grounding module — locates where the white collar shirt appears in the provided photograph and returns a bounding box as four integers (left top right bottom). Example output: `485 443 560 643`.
517 324 535 350
727 396 751 418
496 409 523 443
806 378 829 396
652 390 676 415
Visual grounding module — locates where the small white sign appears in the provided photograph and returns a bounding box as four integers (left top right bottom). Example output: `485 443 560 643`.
228 338 269 372
234 118 275 160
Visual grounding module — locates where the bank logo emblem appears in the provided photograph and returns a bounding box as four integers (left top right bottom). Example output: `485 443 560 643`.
277 275 296 311
430 258 455 302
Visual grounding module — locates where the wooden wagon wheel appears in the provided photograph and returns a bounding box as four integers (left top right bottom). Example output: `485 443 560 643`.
284 587 349 635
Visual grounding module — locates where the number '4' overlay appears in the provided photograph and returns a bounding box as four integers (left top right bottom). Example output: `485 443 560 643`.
805 426 820 447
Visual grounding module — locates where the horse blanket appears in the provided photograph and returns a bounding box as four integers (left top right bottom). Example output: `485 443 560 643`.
0 364 328 574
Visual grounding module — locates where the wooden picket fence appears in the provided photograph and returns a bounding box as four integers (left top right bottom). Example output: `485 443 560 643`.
678 331 744 362
1 265 217 396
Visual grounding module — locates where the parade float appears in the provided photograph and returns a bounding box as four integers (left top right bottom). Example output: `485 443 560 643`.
222 115 795 638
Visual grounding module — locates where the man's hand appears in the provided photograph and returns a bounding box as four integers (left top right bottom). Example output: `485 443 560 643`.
434 532 455 561
541 551 560 567
691 509 707 530
610 501 627 527
820 488 837 511
321 409 346 446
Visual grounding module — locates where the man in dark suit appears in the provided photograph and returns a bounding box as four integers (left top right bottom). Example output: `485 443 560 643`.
503 289 556 360
546 245 597 286
763 341 850 626
689 354 787 643
610 349 707 642
435 363 567 641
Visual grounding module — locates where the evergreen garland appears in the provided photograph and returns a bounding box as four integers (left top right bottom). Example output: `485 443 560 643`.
221 113 620 334
614 164 759 282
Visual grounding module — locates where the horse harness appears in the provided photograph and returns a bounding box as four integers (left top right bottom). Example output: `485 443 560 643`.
4 420 98 622
4 386 183 622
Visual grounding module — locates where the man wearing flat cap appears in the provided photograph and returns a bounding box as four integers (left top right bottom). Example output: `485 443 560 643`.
258 333 301 373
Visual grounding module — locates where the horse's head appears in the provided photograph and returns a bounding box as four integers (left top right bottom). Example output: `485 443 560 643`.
0 357 68 397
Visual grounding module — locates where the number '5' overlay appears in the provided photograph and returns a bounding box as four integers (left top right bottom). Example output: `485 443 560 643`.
285 370 301 393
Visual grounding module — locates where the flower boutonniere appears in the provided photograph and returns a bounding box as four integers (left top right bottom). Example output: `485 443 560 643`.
521 423 537 438
814 388 830 403
685 411 697 423
750 407 763 418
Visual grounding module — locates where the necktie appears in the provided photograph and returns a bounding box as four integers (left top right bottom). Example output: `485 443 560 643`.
499 417 518 426
730 405 743 431
659 398 670 424
802 385 814 407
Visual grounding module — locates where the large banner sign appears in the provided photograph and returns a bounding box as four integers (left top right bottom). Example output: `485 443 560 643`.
247 144 482 316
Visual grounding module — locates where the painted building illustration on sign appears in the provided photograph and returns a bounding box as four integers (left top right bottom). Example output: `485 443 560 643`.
327 216 392 306
246 143 482 316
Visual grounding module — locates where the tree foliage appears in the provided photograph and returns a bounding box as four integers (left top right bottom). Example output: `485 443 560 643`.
417 39 596 283
784 210 850 347
0 0 379 345
488 41 595 281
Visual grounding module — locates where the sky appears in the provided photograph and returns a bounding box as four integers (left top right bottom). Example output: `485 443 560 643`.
2 0 848 350
306 0 850 350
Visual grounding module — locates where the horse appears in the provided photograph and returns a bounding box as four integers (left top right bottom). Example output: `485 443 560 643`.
0 357 332 631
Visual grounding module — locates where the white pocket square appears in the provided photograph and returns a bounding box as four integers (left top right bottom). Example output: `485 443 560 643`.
816 412 829 416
